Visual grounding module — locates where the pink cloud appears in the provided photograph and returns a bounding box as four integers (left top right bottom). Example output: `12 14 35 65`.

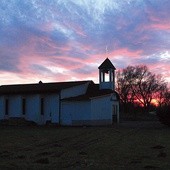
149 63 170 82
89 47 143 64
144 5 170 31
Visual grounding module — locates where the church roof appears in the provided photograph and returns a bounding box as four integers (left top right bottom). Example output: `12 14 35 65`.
62 83 119 101
98 58 116 70
0 80 119 101
0 81 91 94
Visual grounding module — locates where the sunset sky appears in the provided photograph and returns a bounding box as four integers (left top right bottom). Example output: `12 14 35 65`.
0 0 170 85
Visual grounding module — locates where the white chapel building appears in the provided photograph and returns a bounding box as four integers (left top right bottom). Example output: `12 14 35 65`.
0 58 119 126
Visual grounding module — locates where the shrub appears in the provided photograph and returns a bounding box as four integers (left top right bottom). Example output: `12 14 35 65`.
0 117 37 126
156 105 170 126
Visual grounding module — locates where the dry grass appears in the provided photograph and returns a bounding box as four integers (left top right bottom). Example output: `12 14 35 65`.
0 122 170 170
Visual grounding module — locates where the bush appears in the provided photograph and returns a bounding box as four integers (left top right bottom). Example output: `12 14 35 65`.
156 105 170 126
0 117 37 126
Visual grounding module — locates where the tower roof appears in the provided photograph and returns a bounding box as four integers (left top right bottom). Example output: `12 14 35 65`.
98 58 116 70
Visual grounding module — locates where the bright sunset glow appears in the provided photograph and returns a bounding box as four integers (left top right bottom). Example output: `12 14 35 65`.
151 99 159 107
0 0 170 85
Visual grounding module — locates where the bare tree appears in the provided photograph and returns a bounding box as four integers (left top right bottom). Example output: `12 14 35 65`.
164 91 170 105
117 65 167 113
155 83 169 107
116 70 135 114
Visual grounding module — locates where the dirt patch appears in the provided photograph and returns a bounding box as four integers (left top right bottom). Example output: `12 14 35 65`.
144 165 159 169
53 143 63 147
151 145 165 149
0 125 170 169
34 158 49 164
157 152 167 158
118 121 164 129
17 155 26 159
0 151 13 159
51 151 64 157
37 151 53 156
72 138 101 150
79 151 87 155
130 159 142 164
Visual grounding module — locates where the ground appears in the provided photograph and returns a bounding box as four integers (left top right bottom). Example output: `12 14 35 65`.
0 121 170 170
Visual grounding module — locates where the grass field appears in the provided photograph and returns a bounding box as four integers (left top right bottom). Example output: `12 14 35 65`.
0 122 170 170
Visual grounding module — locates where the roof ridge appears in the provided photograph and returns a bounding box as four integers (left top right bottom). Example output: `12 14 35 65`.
0 80 93 87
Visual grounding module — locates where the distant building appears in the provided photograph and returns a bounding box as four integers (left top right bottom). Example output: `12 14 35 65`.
0 58 119 125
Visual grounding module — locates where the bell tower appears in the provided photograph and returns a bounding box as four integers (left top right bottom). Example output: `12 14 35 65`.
98 58 116 90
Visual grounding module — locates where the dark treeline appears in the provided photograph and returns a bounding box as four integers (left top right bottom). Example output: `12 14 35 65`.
116 65 170 118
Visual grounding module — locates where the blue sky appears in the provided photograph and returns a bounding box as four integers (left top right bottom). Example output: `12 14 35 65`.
0 0 170 85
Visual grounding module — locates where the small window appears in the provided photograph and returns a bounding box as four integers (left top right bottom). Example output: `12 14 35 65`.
22 98 26 115
41 98 44 115
5 99 9 115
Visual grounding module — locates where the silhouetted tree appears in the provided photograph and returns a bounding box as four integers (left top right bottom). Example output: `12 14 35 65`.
116 65 167 114
155 85 170 107
164 91 170 105
116 70 135 114
157 105 170 126
156 90 170 126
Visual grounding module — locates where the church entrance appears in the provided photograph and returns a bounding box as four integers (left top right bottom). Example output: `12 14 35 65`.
112 105 118 123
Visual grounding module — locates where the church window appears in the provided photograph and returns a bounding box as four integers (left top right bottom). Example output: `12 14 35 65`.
5 99 9 115
41 98 44 115
22 98 26 115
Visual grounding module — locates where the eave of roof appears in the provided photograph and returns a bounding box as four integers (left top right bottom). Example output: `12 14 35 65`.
0 80 92 95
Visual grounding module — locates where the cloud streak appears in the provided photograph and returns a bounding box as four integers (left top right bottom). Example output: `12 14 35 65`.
0 0 170 85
